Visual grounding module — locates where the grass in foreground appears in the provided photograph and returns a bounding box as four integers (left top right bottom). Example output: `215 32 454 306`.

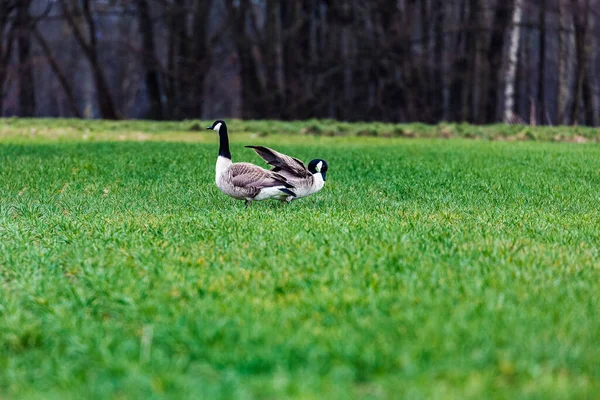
1 121 600 399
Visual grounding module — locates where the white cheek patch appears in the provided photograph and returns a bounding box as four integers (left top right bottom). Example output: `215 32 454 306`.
316 161 323 172
213 122 222 131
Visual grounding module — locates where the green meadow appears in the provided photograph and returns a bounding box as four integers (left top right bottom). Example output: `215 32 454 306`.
1 119 599 399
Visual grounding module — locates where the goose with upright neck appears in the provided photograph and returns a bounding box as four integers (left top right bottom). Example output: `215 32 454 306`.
246 145 328 203
207 120 296 206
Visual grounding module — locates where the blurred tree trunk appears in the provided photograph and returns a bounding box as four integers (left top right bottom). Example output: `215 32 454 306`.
486 0 515 122
587 0 598 126
524 26 533 124
226 0 260 119
404 0 428 122
17 0 35 117
162 0 189 118
340 24 353 120
379 0 412 122
516 28 526 118
465 0 480 122
537 0 546 124
305 0 318 117
34 28 82 118
433 0 445 120
184 0 211 118
280 2 318 119
337 1 356 120
164 0 180 119
449 0 466 122
326 4 342 119
265 0 285 117
0 2 16 116
114 12 132 115
504 0 524 123
557 0 572 124
570 0 594 124
582 0 596 125
419 0 434 122
59 0 120 119
136 0 163 120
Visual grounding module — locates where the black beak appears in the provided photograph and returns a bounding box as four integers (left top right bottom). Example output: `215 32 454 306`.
322 172 327 181
206 126 212 130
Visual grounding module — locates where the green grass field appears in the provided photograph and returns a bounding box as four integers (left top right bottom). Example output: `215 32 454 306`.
1 120 599 399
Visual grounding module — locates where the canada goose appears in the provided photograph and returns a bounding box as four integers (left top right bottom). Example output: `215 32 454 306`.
207 120 296 206
245 145 328 203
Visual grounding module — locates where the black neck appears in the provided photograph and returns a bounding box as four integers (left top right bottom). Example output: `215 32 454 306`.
218 126 232 159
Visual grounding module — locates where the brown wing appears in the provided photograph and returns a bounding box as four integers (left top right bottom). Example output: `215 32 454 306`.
245 146 311 178
229 162 294 189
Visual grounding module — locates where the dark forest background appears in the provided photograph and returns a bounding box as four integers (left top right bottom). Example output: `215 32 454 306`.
0 0 598 125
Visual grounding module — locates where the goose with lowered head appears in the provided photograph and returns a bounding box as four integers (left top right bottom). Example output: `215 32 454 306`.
245 145 328 203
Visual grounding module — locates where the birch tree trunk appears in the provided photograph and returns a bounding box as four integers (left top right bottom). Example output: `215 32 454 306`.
503 0 524 123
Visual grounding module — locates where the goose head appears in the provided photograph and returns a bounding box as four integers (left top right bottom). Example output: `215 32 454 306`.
206 120 226 133
308 159 328 181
